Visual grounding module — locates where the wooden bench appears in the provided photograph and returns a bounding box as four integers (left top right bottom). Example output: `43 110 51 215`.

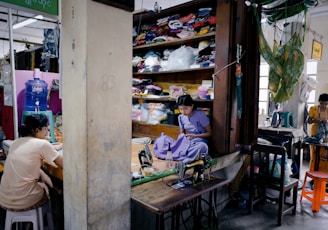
132 121 180 140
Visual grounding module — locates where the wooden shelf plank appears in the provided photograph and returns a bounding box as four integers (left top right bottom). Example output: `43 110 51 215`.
133 32 216 51
133 66 214 75
132 96 213 103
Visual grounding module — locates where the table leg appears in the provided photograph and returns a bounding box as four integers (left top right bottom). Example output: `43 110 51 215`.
171 208 176 230
170 206 181 230
156 213 165 230
192 198 201 230
294 140 302 179
312 178 321 212
208 191 213 226
197 197 202 228
175 205 181 230
315 146 321 171
213 189 218 227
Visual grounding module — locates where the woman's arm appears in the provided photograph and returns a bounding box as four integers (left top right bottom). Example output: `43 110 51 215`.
307 116 316 124
307 106 319 124
307 116 321 124
54 154 63 169
40 168 53 188
186 124 212 140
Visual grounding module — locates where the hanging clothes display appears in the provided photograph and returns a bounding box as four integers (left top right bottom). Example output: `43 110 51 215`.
255 8 304 103
43 29 60 58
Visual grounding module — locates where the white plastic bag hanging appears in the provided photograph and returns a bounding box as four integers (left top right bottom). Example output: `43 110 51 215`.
300 76 318 102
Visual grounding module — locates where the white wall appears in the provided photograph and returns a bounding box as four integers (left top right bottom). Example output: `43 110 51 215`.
307 12 328 99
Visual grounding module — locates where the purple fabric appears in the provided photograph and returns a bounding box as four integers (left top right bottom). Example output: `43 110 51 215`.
153 133 189 160
176 138 208 163
153 133 209 163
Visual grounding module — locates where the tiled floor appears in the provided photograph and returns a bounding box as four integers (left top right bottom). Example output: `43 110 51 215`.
217 160 328 230
217 189 328 230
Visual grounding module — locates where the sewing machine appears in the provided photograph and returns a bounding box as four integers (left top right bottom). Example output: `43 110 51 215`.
177 153 213 185
138 143 153 168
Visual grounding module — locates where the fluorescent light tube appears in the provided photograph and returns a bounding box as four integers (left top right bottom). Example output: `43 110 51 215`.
13 15 43 30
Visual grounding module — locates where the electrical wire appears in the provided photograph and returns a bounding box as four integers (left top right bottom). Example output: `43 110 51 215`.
212 50 246 78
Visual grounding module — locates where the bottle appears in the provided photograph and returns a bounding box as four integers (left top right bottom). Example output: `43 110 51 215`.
264 117 271 127
25 68 48 111
284 154 291 184
166 143 173 168
154 2 159 13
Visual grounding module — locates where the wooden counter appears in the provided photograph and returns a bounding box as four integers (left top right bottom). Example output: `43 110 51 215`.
43 143 166 182
44 143 219 186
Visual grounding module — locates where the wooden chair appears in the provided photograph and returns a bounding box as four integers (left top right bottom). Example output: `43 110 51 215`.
248 143 299 225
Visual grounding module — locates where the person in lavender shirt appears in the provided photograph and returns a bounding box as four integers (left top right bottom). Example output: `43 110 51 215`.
177 94 212 163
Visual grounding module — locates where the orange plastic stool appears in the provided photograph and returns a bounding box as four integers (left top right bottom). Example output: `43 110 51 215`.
300 171 328 212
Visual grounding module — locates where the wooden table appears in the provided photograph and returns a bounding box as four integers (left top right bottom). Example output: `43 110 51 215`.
258 127 305 178
43 143 226 229
131 174 228 230
131 143 168 172
44 143 155 181
43 143 174 181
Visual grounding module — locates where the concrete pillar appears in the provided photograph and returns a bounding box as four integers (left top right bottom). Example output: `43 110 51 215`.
61 0 132 229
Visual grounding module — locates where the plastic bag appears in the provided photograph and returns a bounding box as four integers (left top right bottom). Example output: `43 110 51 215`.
167 46 195 70
300 76 318 102
141 103 169 124
169 85 187 99
269 153 292 184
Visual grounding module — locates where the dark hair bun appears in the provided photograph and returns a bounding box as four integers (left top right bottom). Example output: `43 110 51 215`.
319 93 328 102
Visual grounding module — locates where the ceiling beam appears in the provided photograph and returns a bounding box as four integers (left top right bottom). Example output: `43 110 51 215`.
0 36 42 45
310 5 328 17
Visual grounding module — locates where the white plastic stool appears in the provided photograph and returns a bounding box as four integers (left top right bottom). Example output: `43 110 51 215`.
5 200 54 230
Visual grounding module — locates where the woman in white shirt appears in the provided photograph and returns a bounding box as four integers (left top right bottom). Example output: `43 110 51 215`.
0 114 63 211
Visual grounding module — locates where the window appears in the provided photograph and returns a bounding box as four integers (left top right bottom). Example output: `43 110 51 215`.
259 63 269 115
306 60 318 108
259 59 318 116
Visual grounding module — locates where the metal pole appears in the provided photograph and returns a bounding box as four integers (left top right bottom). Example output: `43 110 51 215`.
8 8 18 139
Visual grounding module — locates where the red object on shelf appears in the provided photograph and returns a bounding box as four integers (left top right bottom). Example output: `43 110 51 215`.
0 87 14 140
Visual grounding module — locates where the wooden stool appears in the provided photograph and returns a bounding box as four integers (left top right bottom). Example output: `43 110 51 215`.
5 200 54 230
300 171 328 212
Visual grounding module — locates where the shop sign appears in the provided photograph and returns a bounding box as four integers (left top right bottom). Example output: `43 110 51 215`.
312 40 323 61
0 0 58 16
